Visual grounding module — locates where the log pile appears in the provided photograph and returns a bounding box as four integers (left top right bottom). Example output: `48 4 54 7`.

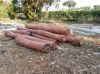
5 23 84 53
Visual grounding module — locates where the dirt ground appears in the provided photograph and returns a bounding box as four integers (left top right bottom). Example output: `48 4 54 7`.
0 31 100 74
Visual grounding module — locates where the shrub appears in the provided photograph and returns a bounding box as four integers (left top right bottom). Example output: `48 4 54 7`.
47 10 100 23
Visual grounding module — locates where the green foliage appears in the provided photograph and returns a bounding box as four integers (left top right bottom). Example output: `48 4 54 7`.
48 10 100 23
0 2 8 18
8 4 16 19
63 0 76 8
8 0 59 20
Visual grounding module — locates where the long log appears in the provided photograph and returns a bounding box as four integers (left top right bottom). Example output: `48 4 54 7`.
18 35 57 49
96 41 100 46
5 31 57 49
32 33 56 42
17 26 32 32
11 30 31 35
32 30 66 41
25 23 72 35
64 36 83 46
15 36 51 53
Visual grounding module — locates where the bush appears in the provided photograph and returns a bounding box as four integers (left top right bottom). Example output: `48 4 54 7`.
47 10 100 23
0 2 8 18
8 4 16 19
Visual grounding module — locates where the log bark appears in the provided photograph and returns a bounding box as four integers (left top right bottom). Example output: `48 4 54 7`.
64 36 83 46
17 27 32 32
32 30 66 41
11 30 31 35
18 35 57 49
32 33 56 42
5 31 17 39
26 24 72 35
15 36 51 53
96 41 100 46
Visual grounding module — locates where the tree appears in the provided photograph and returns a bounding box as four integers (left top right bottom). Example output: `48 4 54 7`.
8 0 60 20
63 0 76 9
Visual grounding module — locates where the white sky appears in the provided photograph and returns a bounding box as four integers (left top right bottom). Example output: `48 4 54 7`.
6 0 100 11
47 0 100 11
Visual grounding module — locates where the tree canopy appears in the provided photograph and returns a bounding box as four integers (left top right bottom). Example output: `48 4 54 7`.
8 0 60 20
63 0 76 8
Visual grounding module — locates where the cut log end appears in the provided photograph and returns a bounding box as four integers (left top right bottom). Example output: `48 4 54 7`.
65 36 84 46
42 44 51 53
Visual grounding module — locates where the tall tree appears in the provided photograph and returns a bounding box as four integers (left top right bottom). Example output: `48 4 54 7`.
8 0 60 20
63 0 76 9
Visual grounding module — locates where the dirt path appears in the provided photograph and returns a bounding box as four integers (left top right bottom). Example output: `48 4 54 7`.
0 31 100 74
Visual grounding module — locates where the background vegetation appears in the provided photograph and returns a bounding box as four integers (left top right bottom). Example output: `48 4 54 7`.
47 9 100 23
0 1 8 19
0 0 100 24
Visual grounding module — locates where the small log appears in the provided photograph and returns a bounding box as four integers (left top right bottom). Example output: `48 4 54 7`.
18 35 57 49
5 31 17 39
17 26 32 32
15 36 51 53
11 30 31 35
26 24 72 35
96 41 100 46
64 36 83 46
32 33 56 42
17 26 28 30
32 30 66 41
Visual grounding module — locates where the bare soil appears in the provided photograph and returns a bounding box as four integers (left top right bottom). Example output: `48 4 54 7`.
0 31 100 74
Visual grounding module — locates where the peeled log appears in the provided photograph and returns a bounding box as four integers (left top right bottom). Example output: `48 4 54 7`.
15 37 51 53
5 31 17 39
11 30 31 35
32 30 66 41
32 33 56 42
18 35 57 49
96 41 100 46
26 24 72 35
64 36 83 46
17 27 32 32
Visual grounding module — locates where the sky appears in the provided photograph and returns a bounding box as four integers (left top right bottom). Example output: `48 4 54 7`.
5 0 100 11
46 0 100 11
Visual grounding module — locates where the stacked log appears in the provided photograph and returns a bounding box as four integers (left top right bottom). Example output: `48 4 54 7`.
11 30 30 35
15 37 51 53
17 34 57 49
31 30 66 42
32 33 56 42
26 24 73 35
5 31 17 39
65 36 83 46
5 23 84 53
5 31 57 49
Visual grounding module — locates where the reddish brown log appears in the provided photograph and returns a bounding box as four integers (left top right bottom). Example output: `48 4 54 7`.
32 33 56 42
17 26 33 32
17 26 28 30
5 31 17 38
96 41 100 46
11 30 31 35
26 24 72 35
15 36 51 53
64 36 83 46
18 35 57 49
31 30 66 41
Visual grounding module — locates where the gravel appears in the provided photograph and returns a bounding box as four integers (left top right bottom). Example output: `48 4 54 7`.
0 32 100 74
